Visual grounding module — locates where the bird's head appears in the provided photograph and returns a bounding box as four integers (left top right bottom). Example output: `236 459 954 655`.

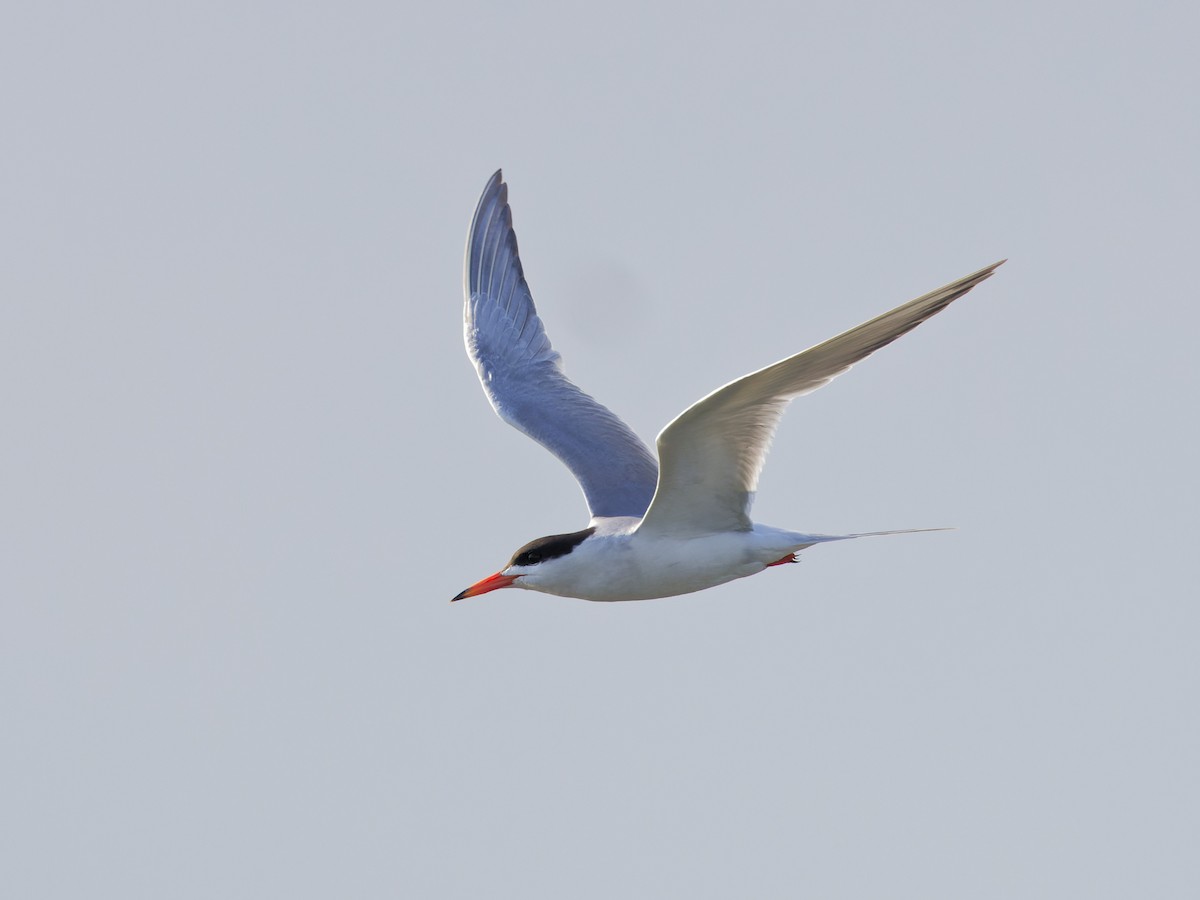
451 527 596 601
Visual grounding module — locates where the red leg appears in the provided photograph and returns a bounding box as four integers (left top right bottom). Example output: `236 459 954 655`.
766 553 797 567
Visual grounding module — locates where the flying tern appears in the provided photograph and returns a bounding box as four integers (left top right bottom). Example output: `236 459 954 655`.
453 170 1002 603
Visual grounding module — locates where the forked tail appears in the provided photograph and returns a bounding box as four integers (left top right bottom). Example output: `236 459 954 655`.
788 526 954 549
768 527 952 567
845 527 954 539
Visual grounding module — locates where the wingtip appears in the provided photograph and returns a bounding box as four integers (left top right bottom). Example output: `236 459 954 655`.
479 169 507 209
951 259 1006 291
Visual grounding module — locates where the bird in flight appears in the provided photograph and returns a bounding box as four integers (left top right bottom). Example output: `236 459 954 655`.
453 170 1002 603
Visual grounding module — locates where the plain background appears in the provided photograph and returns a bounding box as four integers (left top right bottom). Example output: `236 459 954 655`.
4 2 1198 897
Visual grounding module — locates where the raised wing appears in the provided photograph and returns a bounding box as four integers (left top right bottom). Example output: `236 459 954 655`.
463 171 659 519
637 261 1005 536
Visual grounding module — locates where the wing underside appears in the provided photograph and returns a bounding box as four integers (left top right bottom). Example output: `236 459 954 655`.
637 261 1005 536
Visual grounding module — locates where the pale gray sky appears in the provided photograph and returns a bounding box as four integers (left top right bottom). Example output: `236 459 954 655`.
4 1 1198 897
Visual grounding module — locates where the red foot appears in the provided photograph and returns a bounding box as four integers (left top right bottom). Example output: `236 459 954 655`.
766 553 798 567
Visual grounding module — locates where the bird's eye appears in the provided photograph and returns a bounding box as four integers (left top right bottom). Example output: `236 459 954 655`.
520 551 542 566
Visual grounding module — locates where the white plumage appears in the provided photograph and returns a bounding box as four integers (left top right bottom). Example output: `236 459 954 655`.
454 170 1002 602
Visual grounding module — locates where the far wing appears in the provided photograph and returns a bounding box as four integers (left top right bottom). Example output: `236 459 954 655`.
637 261 1005 536
463 171 659 519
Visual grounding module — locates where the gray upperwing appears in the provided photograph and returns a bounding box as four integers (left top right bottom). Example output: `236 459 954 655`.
463 171 659 519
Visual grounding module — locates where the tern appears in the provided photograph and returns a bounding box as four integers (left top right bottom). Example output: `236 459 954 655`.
453 171 1001 603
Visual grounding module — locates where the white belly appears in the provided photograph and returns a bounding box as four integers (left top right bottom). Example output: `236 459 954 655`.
524 524 809 602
